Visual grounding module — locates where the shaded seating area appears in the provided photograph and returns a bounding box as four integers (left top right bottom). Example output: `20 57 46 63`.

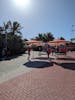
25 39 71 62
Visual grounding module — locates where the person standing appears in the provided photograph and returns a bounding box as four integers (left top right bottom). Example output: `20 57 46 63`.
47 48 52 59
27 46 31 61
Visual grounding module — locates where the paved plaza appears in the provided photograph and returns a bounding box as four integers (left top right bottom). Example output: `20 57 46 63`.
0 51 75 100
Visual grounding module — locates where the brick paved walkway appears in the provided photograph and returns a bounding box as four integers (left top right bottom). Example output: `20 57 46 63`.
0 52 75 100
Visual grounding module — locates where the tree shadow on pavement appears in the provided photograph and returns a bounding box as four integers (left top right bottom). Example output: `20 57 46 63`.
33 57 54 60
60 63 75 70
0 54 23 61
57 57 75 61
54 62 75 70
24 61 53 68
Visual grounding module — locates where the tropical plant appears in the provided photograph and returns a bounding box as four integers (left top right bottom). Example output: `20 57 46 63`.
7 21 22 35
58 37 65 40
70 38 75 41
35 32 54 42
0 21 25 56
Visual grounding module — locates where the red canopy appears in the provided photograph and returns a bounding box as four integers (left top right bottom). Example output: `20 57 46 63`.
26 40 40 44
50 40 69 43
49 39 69 46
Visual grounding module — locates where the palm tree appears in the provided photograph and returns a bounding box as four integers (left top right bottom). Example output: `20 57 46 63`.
0 21 24 56
7 21 22 54
35 33 43 41
70 38 75 42
0 28 3 48
0 22 10 51
35 32 54 42
59 37 65 40
0 26 4 33
7 21 22 35
47 32 54 41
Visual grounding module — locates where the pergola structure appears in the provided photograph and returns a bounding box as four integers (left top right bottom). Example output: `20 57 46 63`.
48 39 69 46
26 40 44 46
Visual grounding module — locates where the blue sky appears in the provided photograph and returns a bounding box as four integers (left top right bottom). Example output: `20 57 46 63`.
0 0 75 40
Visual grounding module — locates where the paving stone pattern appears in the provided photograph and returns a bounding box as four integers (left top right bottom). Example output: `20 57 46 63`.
0 52 75 100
